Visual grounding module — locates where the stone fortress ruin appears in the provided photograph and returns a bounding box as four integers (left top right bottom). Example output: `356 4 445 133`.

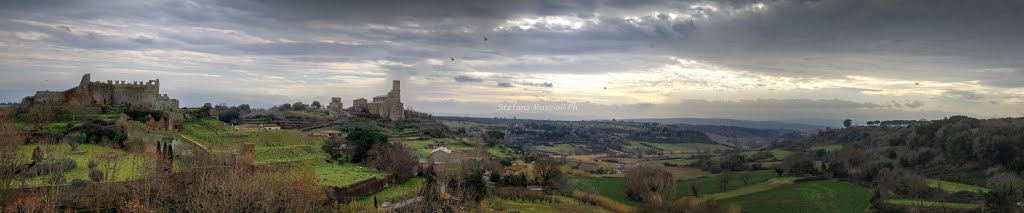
337 80 405 120
21 74 182 130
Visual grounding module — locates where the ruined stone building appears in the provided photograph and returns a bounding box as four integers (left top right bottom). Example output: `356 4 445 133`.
351 98 367 113
22 74 182 130
351 80 404 120
328 97 345 117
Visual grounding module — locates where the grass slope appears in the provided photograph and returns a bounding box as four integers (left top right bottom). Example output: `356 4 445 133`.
356 177 425 205
676 170 777 197
181 118 326 164
569 176 636 205
15 144 151 187
488 196 613 213
704 177 798 200
927 179 990 193
569 170 777 205
722 180 871 213
312 162 388 187
810 144 842 152
886 199 980 209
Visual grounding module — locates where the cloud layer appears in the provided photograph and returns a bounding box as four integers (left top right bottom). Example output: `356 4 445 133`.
2 0 1023 122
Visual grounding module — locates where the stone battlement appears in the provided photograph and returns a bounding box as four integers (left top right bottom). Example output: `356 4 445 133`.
22 73 182 130
96 80 160 87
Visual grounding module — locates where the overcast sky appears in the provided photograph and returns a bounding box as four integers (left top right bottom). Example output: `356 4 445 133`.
1 0 1022 125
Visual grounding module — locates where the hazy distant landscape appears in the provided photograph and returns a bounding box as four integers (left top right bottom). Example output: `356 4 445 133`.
3 0 1024 213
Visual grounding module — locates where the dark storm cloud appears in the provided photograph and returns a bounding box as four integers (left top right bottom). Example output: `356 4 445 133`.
519 82 554 87
453 75 483 83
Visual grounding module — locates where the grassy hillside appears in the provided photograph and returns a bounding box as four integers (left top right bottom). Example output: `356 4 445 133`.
181 118 326 163
722 180 871 213
15 143 152 187
675 170 777 196
569 170 777 205
311 162 388 187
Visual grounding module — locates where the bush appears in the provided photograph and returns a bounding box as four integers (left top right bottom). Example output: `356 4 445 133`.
123 109 166 122
70 179 90 187
625 164 675 203
345 131 388 163
89 169 105 182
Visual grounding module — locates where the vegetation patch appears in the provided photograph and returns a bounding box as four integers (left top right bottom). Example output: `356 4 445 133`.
569 176 636 205
182 118 318 156
721 180 871 213
488 196 613 213
311 162 387 187
356 177 425 206
809 144 842 152
15 143 152 187
534 144 582 155
885 199 980 209
927 178 990 193
675 170 777 197
703 177 798 200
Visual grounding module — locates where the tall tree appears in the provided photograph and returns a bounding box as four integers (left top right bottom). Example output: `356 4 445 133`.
310 101 322 109
292 102 307 110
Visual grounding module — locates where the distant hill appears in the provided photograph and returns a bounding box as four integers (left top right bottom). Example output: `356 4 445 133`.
627 118 828 131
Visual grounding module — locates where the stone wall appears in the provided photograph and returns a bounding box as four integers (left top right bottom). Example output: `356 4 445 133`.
328 97 344 117
352 98 368 112
25 74 183 130
363 80 405 120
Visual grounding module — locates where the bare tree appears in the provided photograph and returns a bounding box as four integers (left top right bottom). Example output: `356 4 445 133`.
625 164 675 203
718 171 732 191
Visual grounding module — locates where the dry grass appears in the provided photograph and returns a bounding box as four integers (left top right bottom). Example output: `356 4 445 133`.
570 191 636 213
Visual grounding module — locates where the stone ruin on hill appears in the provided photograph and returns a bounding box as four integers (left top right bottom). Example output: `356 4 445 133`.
20 73 183 130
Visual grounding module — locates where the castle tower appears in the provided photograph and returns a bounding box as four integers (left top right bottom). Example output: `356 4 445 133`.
391 80 401 101
79 73 91 92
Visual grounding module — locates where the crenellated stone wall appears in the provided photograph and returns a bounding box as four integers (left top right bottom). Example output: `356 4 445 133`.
23 73 182 130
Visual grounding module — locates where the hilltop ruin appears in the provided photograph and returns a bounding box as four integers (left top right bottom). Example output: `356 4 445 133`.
21 73 182 130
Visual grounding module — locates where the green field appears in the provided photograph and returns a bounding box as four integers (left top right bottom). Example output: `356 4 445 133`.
810 144 843 152
486 145 516 158
927 179 990 193
625 141 731 154
403 140 435 157
742 149 792 160
311 162 388 187
676 170 777 197
488 196 612 213
722 180 871 213
569 176 636 205
569 170 777 205
254 145 328 164
704 177 798 200
181 118 325 163
657 158 697 166
356 177 425 205
534 144 582 155
15 143 152 187
886 199 979 209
